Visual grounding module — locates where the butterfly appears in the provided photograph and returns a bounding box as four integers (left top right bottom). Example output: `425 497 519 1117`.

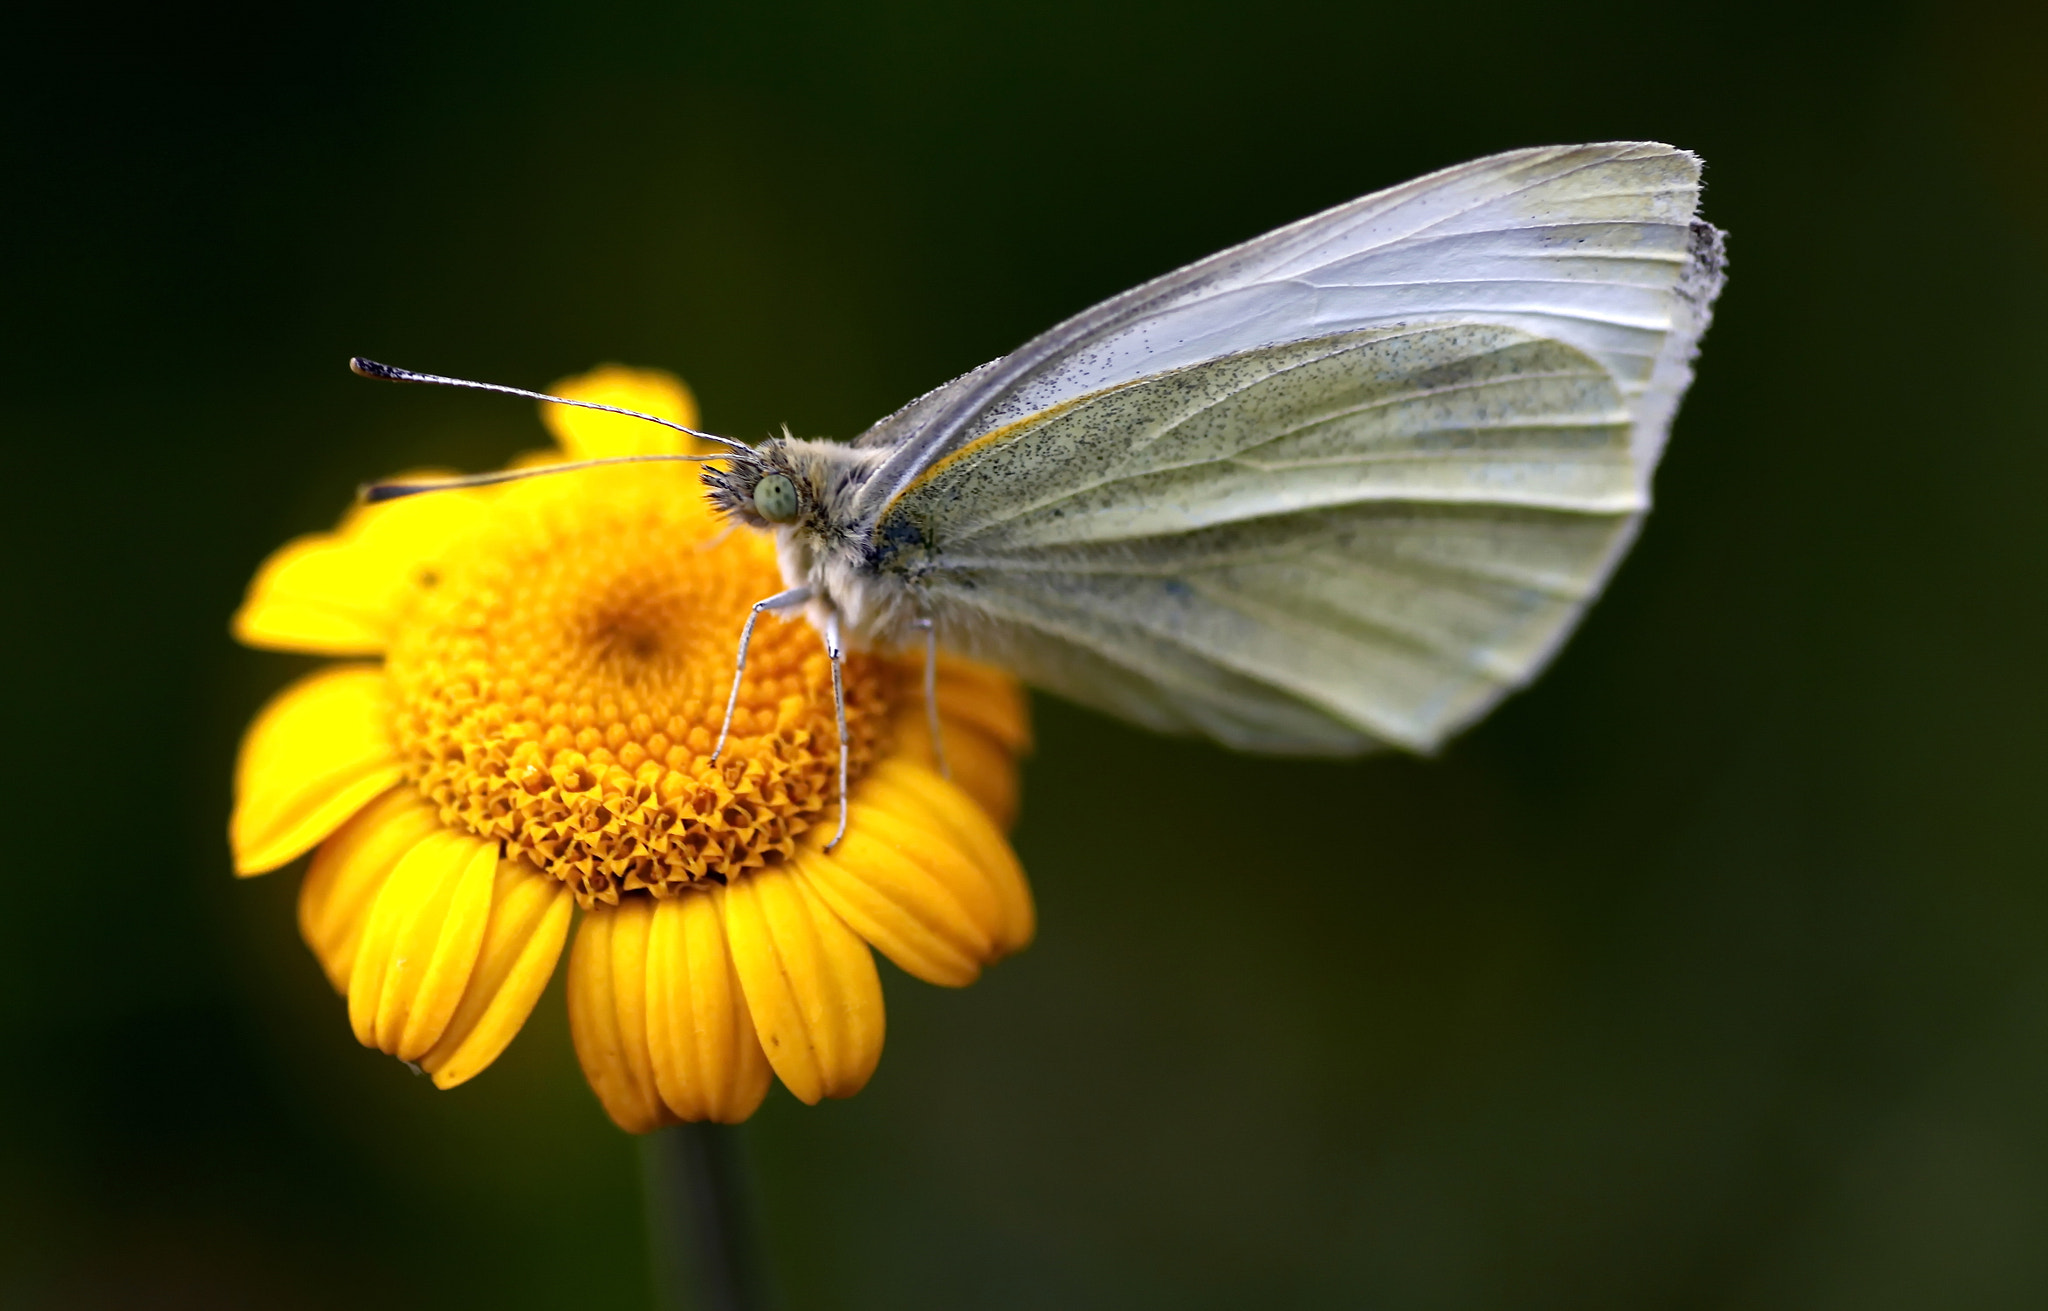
360 140 1727 845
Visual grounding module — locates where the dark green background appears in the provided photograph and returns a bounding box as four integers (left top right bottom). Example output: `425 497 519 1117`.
8 0 2048 1306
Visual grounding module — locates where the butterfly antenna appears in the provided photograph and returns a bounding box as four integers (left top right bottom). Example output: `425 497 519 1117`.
348 358 755 455
360 452 726 503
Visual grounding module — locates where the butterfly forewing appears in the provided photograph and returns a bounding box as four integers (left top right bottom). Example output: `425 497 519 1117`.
844 141 1723 755
880 326 1645 751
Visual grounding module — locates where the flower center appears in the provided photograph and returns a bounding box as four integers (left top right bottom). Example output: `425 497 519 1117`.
385 468 895 907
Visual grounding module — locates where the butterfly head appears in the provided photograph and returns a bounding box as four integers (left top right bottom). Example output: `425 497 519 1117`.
701 437 819 530
702 434 883 543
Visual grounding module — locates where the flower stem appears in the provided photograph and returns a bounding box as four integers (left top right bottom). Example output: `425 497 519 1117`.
642 1122 772 1311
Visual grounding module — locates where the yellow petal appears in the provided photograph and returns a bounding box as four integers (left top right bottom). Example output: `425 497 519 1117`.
300 788 443 991
420 857 573 1089
643 890 773 1123
935 659 1033 752
231 486 495 656
344 828 498 1060
544 365 701 459
894 710 1021 834
232 665 405 875
721 864 884 1105
864 759 1035 956
797 802 995 987
567 901 677 1133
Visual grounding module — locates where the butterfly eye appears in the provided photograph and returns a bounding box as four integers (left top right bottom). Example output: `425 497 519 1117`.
752 473 800 523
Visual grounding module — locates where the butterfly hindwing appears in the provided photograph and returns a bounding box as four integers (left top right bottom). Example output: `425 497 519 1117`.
878 325 1644 751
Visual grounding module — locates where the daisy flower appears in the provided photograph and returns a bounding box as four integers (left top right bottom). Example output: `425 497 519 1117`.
229 366 1033 1129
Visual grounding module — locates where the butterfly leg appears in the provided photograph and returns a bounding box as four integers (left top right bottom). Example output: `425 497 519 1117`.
711 585 813 762
694 523 740 553
823 609 851 852
912 616 950 779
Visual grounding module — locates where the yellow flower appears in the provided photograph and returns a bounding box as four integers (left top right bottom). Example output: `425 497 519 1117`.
230 366 1033 1129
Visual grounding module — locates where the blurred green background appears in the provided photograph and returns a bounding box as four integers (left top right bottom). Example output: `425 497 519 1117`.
8 0 2048 1305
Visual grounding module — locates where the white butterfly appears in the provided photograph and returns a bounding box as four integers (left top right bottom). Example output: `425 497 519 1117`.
362 140 1726 843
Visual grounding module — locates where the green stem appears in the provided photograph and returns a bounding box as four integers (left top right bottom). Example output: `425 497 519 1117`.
641 1122 771 1311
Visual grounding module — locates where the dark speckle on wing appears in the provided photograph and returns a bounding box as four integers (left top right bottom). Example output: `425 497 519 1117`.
867 514 930 573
